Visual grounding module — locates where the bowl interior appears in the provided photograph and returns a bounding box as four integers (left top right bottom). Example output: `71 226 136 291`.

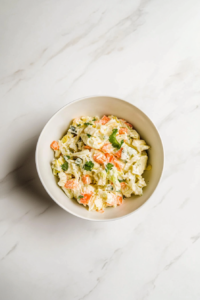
36 96 164 221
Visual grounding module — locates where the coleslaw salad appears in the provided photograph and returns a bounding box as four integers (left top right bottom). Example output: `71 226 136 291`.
50 115 150 213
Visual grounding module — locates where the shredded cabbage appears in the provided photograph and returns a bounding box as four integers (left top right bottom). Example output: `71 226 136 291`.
50 115 150 213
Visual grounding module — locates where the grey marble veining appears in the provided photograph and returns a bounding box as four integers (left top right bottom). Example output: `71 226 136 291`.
1 0 200 299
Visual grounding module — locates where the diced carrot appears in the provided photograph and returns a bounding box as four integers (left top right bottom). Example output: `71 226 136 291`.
100 115 110 125
125 122 133 128
105 153 123 171
106 194 122 207
114 159 124 171
50 141 59 150
105 153 113 162
97 209 104 213
111 157 124 171
79 193 93 204
116 195 123 205
93 152 107 164
95 116 110 125
119 128 128 134
82 175 91 185
84 145 92 149
119 119 133 128
120 182 126 188
114 147 123 159
101 142 112 153
64 179 79 190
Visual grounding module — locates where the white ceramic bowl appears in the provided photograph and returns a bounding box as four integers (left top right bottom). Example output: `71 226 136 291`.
36 96 164 221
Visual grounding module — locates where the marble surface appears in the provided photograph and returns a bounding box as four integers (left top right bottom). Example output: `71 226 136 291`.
1 0 200 299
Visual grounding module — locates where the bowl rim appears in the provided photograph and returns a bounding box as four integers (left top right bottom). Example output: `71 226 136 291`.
35 95 165 222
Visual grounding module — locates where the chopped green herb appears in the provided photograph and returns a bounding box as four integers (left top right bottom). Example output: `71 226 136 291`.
109 129 124 149
64 155 70 160
83 161 94 171
87 134 92 138
78 195 84 200
77 124 81 127
92 118 96 121
105 163 114 172
118 179 126 182
69 125 77 133
61 161 68 171
84 122 92 126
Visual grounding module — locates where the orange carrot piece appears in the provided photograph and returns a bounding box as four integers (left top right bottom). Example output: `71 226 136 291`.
101 142 112 153
119 119 133 128
105 152 124 171
125 122 133 128
120 182 126 188
119 128 128 134
112 157 124 171
84 145 92 149
114 147 123 159
105 153 123 170
79 193 93 204
93 152 107 164
82 175 91 185
116 195 123 205
64 180 79 190
50 141 59 150
105 153 113 162
100 115 110 125
111 156 123 171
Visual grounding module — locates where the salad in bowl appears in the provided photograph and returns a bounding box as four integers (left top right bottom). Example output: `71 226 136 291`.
50 115 150 213
36 95 164 221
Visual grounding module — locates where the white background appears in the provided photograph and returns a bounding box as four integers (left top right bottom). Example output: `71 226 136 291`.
1 0 200 299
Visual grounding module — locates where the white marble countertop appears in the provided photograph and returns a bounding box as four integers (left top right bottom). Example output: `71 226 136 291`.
1 0 200 299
